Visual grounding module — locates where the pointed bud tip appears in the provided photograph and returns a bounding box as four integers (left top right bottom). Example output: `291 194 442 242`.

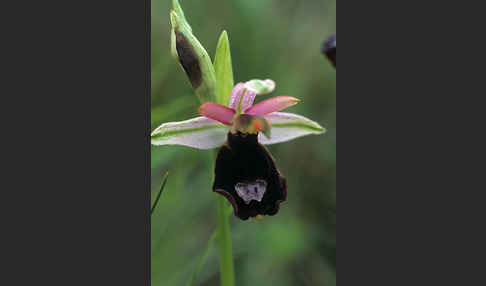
219 30 229 43
281 96 301 106
169 10 178 27
287 96 301 107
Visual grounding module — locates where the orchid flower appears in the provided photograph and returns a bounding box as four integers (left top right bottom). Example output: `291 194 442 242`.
151 79 324 149
151 79 325 220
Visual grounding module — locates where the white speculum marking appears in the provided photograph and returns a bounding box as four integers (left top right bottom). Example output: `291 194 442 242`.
235 180 267 204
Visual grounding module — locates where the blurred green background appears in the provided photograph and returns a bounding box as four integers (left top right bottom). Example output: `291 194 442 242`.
151 0 335 285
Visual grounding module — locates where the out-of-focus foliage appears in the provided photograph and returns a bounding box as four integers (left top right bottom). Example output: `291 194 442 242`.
151 0 336 285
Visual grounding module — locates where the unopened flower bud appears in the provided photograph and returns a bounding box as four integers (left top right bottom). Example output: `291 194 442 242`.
170 10 217 103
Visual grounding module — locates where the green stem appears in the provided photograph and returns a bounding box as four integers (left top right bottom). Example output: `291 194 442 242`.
217 195 235 286
150 171 169 215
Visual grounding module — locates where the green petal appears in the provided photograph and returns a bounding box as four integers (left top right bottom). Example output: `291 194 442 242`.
151 117 228 149
259 112 326 145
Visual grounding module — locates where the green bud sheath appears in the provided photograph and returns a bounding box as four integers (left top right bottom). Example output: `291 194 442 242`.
172 0 192 33
170 10 217 103
170 28 178 60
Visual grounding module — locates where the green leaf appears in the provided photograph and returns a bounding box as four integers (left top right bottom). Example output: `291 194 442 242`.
213 30 234 106
170 10 217 103
151 171 169 215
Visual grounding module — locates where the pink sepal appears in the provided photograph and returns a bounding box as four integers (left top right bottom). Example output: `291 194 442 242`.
244 96 300 116
199 102 235 125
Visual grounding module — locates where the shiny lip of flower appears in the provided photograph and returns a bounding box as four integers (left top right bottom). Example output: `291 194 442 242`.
212 130 288 220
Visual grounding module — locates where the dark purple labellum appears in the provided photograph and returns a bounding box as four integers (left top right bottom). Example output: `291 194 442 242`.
213 132 287 220
321 34 336 68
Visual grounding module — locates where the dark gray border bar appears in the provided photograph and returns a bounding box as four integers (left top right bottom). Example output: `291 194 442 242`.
1 0 150 284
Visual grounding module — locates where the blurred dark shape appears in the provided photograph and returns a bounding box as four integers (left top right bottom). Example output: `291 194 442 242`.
322 34 336 68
